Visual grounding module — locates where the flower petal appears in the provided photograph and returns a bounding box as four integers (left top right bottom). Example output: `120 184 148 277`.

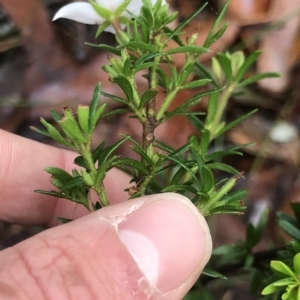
53 2 104 25
95 0 122 11
126 0 143 15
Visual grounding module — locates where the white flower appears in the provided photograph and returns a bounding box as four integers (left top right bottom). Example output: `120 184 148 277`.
53 0 165 34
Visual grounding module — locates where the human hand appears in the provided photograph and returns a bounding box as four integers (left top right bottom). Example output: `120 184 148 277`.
0 129 212 300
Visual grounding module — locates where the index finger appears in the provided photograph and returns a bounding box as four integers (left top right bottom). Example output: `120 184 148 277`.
0 129 130 225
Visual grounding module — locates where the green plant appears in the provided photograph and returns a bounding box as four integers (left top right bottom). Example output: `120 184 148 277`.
31 0 287 297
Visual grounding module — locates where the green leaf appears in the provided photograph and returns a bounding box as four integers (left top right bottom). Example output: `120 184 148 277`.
86 43 121 56
203 0 229 48
206 162 239 174
202 267 226 279
216 53 232 82
178 63 195 86
89 83 101 131
216 109 257 137
293 253 300 276
102 108 131 118
278 219 300 240
164 88 222 121
235 50 262 83
78 105 90 134
44 167 72 182
237 72 280 87
188 114 204 131
97 136 130 167
50 109 62 122
194 62 219 87
34 189 61 198
112 158 149 175
168 156 200 189
101 91 126 105
271 260 297 279
90 103 106 131
200 129 210 155
58 113 87 143
114 0 131 15
162 184 198 194
139 89 158 109
221 189 247 205
39 118 73 147
89 1 112 19
180 78 211 90
133 52 163 67
166 46 209 55
165 2 208 43
95 20 111 37
61 176 85 191
202 166 215 192
261 282 282 295
56 217 72 223
113 76 133 102
120 41 156 52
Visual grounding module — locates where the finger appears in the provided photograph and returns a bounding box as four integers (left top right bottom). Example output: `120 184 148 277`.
0 193 212 300
0 129 129 225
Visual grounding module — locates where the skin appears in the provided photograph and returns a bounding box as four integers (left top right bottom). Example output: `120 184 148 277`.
0 129 212 300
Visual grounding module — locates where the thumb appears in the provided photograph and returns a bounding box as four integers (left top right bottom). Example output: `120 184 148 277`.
0 193 212 300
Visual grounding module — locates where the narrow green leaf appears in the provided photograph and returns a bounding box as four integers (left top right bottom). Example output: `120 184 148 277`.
166 46 209 55
180 78 211 90
86 43 121 56
44 167 72 182
237 72 280 87
50 109 62 122
78 105 90 134
34 189 61 197
59 111 87 143
89 1 112 19
139 89 158 109
61 176 84 191
95 20 111 37
168 156 200 189
56 217 72 223
120 41 156 52
202 166 214 192
102 108 131 118
278 219 300 240
39 118 72 147
165 88 222 121
162 184 198 194
216 109 257 137
89 83 101 130
202 268 227 279
133 52 163 67
101 91 126 105
200 129 210 155
203 1 229 48
90 103 106 131
235 50 262 82
112 158 149 174
30 126 50 137
271 260 297 279
165 3 208 43
113 76 133 102
216 53 232 82
207 162 239 174
194 62 219 87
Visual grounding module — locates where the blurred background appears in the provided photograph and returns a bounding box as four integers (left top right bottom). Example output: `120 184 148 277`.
1 0 300 298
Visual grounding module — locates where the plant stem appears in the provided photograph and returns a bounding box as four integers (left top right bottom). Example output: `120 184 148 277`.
210 83 235 139
80 142 109 208
156 89 179 121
